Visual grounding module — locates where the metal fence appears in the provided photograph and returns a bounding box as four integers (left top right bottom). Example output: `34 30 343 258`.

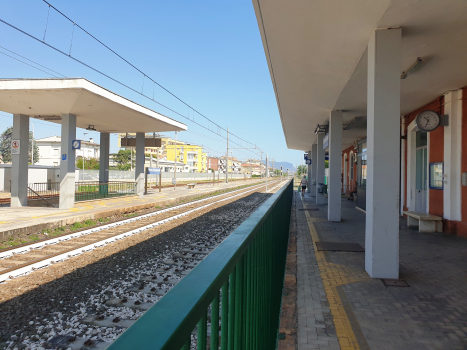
27 182 60 199
78 170 249 183
75 181 137 202
108 179 293 350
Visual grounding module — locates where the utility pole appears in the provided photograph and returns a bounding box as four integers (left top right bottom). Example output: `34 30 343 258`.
83 132 88 181
266 154 268 192
260 150 263 178
226 127 229 183
174 131 177 190
30 120 34 165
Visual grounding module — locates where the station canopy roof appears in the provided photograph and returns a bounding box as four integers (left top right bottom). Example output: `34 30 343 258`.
0 78 187 133
252 0 467 151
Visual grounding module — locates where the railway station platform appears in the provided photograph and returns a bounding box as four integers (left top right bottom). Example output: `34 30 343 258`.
286 191 467 350
0 178 264 241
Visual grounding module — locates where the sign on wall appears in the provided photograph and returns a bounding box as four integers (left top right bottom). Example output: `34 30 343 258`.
11 140 20 154
306 159 311 165
62 154 67 161
72 140 81 150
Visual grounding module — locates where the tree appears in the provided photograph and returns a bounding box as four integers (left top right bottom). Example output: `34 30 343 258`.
112 149 135 170
297 165 307 176
76 157 100 170
0 126 39 164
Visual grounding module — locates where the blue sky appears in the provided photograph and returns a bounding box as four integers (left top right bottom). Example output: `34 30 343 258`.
0 0 302 168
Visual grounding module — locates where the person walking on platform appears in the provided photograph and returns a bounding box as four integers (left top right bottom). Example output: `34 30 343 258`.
300 175 308 197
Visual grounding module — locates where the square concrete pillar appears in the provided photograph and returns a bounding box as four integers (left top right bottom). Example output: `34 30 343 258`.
10 114 29 207
316 133 325 205
59 114 76 209
135 132 145 197
307 150 312 193
328 111 342 221
99 132 110 196
310 144 317 195
365 28 401 279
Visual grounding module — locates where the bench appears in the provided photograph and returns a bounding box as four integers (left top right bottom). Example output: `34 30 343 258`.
187 183 196 189
403 211 443 233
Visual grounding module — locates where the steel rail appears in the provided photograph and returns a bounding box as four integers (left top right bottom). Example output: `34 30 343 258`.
0 180 271 259
0 180 284 282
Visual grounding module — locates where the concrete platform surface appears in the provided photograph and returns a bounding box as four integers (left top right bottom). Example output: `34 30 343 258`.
0 179 265 239
295 191 467 350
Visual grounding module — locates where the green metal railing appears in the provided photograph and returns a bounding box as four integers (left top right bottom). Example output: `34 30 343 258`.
75 181 137 202
108 180 293 350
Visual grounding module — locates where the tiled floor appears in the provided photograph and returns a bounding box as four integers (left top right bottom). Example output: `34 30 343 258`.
296 191 467 350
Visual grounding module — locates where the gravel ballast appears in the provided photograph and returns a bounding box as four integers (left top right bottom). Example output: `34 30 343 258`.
0 182 286 350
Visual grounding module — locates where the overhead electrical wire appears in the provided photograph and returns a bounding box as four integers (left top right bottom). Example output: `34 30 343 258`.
0 17 259 156
39 0 258 150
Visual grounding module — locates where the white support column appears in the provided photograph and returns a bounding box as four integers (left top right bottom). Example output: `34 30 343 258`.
365 27 401 279
328 111 342 221
443 89 463 221
316 133 325 204
310 144 317 195
99 132 110 196
59 114 76 209
307 150 312 193
135 132 145 197
10 114 29 207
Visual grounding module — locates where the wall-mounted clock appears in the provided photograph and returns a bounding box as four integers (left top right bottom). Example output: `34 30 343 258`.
415 110 441 132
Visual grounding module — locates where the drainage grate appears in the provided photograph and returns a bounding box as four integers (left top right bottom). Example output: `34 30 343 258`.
315 242 364 252
381 279 410 287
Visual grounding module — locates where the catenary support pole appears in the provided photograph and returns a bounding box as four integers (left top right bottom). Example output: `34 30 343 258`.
174 131 177 190
59 114 76 209
365 27 401 279
328 111 342 221
11 114 29 207
226 127 229 183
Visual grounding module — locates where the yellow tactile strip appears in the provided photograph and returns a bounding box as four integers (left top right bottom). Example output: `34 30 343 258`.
301 197 369 350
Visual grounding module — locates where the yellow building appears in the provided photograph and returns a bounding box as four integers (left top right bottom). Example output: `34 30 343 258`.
166 143 207 173
118 134 207 172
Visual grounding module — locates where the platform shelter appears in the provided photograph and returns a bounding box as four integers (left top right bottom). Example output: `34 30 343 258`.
0 78 187 209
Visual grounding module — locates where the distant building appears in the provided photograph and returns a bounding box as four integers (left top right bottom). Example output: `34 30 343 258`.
207 157 220 171
241 163 262 175
219 156 241 174
36 136 100 166
118 133 207 172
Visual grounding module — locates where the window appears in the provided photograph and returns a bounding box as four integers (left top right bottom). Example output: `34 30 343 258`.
349 152 354 180
53 149 59 156
429 162 443 189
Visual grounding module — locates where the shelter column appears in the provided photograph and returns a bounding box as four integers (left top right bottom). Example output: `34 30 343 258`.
365 27 401 279
99 132 110 195
59 114 76 209
316 133 325 204
328 111 342 221
10 114 29 207
307 150 312 193
135 132 145 197
310 144 317 195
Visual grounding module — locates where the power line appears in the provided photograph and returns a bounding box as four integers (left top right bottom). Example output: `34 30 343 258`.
0 17 259 155
41 0 257 149
0 50 59 78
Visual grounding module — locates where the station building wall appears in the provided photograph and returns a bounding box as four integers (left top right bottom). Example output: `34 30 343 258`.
401 87 467 237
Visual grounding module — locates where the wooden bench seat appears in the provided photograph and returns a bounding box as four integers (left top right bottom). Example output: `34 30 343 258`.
403 211 443 233
187 183 196 189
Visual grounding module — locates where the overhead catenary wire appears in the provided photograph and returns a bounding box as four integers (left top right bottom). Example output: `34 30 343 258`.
40 0 257 149
0 17 259 156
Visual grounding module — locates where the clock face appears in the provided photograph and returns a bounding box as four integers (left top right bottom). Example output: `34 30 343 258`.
415 110 441 132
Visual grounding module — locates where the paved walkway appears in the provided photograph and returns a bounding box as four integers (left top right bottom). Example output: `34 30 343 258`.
0 179 264 238
296 191 467 350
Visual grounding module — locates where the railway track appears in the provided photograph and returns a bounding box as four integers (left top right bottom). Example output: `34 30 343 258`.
0 179 283 283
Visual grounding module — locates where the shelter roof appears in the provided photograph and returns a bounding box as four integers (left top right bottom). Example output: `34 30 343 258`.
0 78 187 133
